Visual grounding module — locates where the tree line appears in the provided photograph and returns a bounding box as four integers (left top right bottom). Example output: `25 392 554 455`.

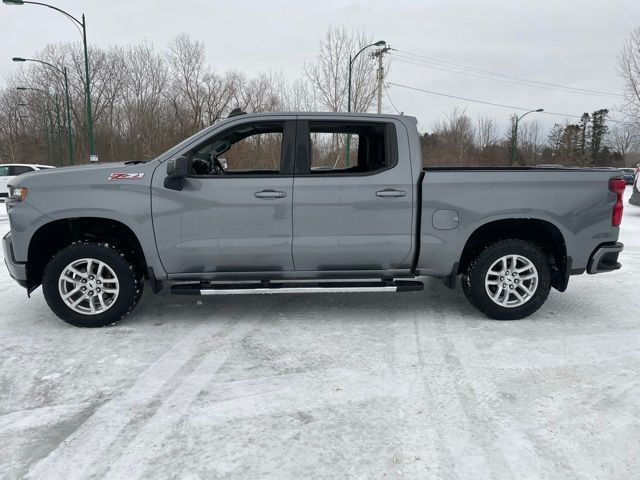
421 107 638 167
0 27 387 166
1 25 639 168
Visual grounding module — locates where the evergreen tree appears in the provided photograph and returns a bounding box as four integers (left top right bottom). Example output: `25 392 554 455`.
561 124 582 165
578 113 590 159
590 109 609 164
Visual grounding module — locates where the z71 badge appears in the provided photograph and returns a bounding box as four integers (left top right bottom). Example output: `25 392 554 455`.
108 172 145 180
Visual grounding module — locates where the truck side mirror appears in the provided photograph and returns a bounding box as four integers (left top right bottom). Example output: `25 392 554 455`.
164 156 190 190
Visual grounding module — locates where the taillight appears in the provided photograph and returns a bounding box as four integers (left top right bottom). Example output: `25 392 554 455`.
609 178 626 227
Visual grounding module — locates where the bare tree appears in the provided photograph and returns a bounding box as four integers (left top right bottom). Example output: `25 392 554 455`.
202 71 234 125
121 43 170 158
431 107 476 165
519 120 543 165
607 125 638 164
167 34 210 136
476 115 499 152
304 26 380 112
281 79 317 112
618 28 640 135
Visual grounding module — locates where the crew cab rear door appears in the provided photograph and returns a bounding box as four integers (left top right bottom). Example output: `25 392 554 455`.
151 117 296 274
291 117 414 272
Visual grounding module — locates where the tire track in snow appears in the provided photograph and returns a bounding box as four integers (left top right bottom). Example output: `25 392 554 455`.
100 298 285 480
411 310 498 479
390 312 449 478
101 318 259 480
434 326 547 480
389 282 496 479
423 286 581 480
422 286 540 480
25 298 245 480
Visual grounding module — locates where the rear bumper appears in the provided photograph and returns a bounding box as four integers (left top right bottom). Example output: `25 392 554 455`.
3 232 28 288
587 241 623 274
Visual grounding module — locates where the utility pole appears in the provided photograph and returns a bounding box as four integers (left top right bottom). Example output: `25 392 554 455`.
346 40 386 166
372 46 391 114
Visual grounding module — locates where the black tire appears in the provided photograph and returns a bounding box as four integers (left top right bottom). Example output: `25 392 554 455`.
462 239 551 320
42 242 143 327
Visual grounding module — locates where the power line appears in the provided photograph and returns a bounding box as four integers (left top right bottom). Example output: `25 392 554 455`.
383 82 402 114
387 81 635 127
390 54 622 99
387 81 580 117
394 49 624 99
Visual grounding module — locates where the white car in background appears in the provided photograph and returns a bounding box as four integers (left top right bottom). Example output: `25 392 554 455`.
0 164 54 200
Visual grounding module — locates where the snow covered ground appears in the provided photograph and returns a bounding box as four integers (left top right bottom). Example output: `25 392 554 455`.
1 190 639 480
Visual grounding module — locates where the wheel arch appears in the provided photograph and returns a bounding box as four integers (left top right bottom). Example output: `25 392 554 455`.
458 217 569 291
27 217 148 292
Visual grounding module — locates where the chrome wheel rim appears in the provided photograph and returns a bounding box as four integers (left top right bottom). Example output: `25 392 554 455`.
485 254 538 308
58 258 120 315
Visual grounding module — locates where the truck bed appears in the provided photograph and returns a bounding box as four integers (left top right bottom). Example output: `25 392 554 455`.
416 167 622 278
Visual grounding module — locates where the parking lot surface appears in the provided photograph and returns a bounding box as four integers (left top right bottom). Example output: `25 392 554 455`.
1 191 639 479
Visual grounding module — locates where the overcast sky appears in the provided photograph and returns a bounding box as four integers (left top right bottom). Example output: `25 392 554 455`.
1 0 638 133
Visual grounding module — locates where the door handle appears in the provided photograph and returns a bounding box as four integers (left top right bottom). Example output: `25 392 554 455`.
254 189 287 199
376 188 407 198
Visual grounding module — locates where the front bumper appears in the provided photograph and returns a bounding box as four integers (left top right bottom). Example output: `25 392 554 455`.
587 242 623 274
3 232 28 288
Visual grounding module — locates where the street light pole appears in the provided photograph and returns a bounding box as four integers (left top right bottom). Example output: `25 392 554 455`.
346 39 386 165
12 57 74 165
511 108 544 165
81 13 94 161
4 0 95 162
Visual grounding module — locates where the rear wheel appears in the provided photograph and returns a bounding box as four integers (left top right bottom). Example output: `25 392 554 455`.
42 242 143 327
462 239 551 320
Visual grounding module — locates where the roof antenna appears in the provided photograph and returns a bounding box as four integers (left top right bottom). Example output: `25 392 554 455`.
228 107 246 118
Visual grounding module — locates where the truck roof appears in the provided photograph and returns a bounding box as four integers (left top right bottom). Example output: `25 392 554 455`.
221 111 416 122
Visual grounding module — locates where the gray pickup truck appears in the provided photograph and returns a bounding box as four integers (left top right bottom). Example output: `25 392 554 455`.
3 112 625 327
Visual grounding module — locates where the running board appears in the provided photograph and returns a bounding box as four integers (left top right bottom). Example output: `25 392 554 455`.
171 280 424 296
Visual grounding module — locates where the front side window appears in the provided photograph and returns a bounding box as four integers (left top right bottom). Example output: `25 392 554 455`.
307 122 395 175
0 166 10 176
191 123 284 176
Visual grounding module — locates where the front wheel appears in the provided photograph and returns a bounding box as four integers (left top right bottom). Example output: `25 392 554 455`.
42 242 143 327
462 239 551 320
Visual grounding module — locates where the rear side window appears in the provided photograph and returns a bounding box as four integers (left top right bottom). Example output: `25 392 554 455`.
0 166 10 176
11 166 34 175
305 122 396 175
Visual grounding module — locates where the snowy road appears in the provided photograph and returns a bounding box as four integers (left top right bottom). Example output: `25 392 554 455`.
1 191 639 479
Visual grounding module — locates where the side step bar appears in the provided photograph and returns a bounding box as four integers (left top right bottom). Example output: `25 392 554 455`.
171 280 424 296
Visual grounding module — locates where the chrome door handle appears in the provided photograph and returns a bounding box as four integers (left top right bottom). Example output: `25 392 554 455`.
254 189 287 199
376 188 407 198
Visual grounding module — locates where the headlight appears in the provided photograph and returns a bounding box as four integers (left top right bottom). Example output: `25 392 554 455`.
8 187 28 202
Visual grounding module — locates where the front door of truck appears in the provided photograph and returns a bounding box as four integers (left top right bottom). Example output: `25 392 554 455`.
291 118 415 272
152 118 296 274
